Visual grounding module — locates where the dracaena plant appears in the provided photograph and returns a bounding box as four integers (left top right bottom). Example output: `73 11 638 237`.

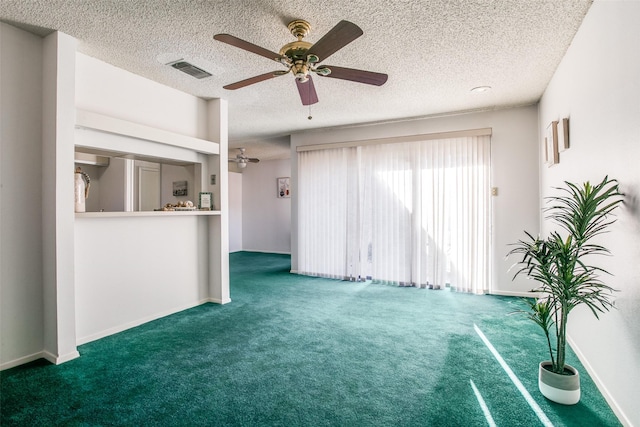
508 176 623 374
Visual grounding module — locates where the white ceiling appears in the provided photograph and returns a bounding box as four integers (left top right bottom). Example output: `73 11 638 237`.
1 0 592 160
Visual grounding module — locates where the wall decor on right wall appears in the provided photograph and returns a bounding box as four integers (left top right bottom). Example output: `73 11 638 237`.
558 117 570 152
277 177 290 198
545 120 559 166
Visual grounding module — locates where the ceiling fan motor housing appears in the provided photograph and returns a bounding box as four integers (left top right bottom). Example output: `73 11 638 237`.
281 20 315 82
279 41 312 61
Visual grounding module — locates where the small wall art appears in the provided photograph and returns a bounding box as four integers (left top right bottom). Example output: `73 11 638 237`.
199 192 213 210
277 177 290 198
558 117 570 152
545 121 559 166
173 180 188 196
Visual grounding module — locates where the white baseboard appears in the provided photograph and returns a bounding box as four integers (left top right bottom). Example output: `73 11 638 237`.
206 297 231 304
0 351 45 371
1 349 81 371
43 350 80 365
240 249 291 255
76 299 211 346
3 299 231 370
489 290 537 298
567 334 631 427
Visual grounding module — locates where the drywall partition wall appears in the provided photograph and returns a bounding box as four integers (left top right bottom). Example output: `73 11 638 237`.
73 56 229 343
229 172 243 252
0 23 45 369
74 215 210 344
41 31 80 365
291 106 539 294
538 2 640 425
75 53 208 139
73 124 227 342
242 159 292 254
206 99 230 304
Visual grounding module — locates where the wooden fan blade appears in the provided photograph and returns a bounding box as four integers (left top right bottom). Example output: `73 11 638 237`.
223 71 283 90
318 65 388 86
248 158 260 163
296 75 319 106
306 20 363 62
214 34 284 62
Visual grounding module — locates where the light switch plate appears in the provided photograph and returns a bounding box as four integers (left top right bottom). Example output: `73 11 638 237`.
210 174 216 185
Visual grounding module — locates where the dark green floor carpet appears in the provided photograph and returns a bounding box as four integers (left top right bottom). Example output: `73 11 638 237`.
1 252 620 426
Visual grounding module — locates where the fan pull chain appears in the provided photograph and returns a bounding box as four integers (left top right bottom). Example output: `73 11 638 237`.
308 80 312 120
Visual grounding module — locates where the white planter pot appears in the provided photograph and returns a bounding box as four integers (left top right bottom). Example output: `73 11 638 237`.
538 361 580 405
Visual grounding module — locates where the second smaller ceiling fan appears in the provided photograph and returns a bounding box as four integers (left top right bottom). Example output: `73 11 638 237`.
229 148 259 169
214 19 388 106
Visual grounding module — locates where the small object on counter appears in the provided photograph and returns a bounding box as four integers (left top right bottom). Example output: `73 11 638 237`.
160 201 196 211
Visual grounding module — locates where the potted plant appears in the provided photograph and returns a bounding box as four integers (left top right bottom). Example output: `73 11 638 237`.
507 176 623 405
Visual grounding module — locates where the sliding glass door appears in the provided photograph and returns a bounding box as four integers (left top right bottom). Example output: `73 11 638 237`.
298 135 491 294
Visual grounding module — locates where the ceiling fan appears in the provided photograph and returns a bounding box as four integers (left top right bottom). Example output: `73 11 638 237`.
214 19 388 105
228 148 260 169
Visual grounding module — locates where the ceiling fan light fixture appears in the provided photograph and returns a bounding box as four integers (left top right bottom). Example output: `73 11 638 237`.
315 66 331 76
471 85 492 93
238 162 247 169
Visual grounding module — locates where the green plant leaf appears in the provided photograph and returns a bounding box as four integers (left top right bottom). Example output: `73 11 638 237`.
507 176 623 373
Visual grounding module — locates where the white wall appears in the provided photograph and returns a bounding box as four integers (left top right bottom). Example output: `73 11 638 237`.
0 23 45 368
242 159 292 254
73 55 228 344
75 54 208 139
229 171 243 252
538 1 640 425
291 106 540 294
75 216 209 343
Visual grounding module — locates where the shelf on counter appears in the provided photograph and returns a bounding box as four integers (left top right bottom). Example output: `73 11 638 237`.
76 210 221 218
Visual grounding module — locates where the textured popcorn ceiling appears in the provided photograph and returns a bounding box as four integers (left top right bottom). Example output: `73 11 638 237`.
1 0 592 160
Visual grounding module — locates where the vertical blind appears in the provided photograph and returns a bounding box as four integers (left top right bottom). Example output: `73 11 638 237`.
297 135 491 294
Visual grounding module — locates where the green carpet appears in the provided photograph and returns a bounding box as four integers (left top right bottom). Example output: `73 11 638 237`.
1 252 620 426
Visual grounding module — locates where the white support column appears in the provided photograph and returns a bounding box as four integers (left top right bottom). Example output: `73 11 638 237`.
41 31 80 364
207 99 230 304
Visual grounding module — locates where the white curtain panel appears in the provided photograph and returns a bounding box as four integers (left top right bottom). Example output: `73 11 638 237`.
297 148 356 279
297 135 491 293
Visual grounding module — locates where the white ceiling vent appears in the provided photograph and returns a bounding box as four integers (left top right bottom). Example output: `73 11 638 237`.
169 60 212 79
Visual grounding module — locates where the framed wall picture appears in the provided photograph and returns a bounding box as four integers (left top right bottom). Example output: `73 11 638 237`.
277 177 290 198
558 117 570 152
546 121 559 166
198 192 213 210
173 180 188 196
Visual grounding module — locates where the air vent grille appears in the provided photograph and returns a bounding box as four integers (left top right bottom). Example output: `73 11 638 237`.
170 61 212 79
